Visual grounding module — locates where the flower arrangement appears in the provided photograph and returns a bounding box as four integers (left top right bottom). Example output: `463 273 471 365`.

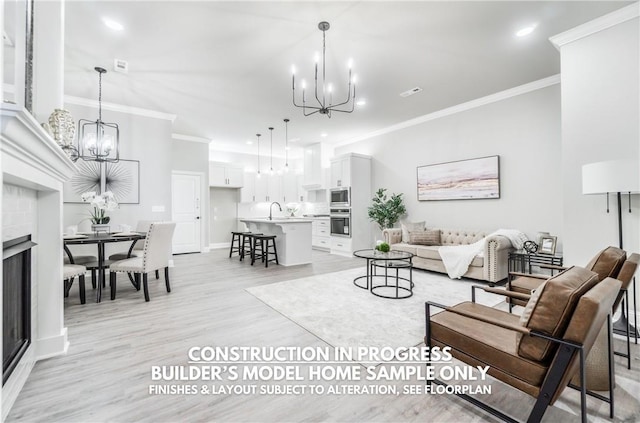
80 191 118 224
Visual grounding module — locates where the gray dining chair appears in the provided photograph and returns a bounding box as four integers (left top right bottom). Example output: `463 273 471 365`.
63 264 87 304
109 222 176 302
108 220 160 279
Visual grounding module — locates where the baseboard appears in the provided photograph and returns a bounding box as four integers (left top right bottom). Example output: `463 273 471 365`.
36 327 69 360
202 246 210 253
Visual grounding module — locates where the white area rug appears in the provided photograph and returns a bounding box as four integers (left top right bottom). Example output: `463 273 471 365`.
246 268 502 352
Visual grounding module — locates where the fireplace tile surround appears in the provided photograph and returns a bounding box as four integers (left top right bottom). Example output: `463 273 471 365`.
0 104 76 419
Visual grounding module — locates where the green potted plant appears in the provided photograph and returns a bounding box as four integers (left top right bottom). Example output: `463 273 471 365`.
367 188 407 231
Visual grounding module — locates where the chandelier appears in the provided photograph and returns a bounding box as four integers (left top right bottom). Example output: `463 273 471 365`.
77 67 120 162
292 21 356 117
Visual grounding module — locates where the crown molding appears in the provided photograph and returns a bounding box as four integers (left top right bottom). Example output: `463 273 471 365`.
172 133 211 144
334 74 560 147
64 95 177 122
549 3 639 50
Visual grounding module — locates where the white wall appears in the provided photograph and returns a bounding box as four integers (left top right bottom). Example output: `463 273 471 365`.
558 16 640 265
336 84 563 245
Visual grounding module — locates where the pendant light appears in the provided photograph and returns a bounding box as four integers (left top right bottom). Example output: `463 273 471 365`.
77 66 120 162
283 118 290 172
256 133 262 178
268 127 274 175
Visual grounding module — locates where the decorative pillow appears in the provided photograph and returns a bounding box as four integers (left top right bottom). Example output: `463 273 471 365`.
409 229 440 246
515 281 547 345
401 221 425 243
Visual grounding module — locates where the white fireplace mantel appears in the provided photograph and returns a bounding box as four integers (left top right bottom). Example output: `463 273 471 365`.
1 103 77 419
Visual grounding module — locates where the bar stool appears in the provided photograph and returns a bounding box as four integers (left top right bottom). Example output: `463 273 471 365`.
251 235 279 268
240 232 262 262
229 231 250 258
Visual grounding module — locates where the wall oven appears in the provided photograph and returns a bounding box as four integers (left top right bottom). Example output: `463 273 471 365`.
330 208 351 238
330 187 350 207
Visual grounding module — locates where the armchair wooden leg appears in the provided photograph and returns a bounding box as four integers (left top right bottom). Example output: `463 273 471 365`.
165 267 171 293
79 275 86 304
110 272 117 301
134 273 141 291
143 273 150 302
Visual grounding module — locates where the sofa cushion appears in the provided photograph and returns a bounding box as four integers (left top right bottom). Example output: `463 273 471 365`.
585 246 626 281
401 221 425 243
409 229 440 246
391 243 417 255
517 266 599 362
416 246 484 267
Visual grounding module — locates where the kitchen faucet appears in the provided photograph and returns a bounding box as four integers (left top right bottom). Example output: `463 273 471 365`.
269 202 282 220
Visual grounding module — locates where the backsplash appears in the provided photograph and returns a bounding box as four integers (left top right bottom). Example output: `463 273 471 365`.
2 184 38 242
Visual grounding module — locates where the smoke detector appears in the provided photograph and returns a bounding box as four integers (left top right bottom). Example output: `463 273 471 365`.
400 87 422 98
113 59 128 73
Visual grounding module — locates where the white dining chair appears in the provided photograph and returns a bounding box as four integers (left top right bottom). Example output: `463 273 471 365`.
108 222 176 302
63 264 87 304
108 220 161 279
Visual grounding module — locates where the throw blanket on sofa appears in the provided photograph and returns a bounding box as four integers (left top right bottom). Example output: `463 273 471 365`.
439 229 528 279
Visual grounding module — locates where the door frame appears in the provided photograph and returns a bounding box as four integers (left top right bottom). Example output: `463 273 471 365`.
171 170 208 253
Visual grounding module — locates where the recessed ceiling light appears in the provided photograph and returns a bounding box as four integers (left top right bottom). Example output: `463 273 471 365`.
320 132 328 138
102 17 124 31
246 140 253 145
516 24 537 37
356 100 367 106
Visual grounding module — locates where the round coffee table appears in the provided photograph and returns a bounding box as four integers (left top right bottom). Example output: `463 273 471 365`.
352 249 414 298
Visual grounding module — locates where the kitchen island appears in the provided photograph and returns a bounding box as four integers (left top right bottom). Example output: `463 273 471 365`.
239 218 313 266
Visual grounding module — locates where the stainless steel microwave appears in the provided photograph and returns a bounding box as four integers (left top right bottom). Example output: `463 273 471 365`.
330 187 350 207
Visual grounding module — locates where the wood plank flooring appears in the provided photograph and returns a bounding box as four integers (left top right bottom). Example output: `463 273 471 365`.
6 249 640 422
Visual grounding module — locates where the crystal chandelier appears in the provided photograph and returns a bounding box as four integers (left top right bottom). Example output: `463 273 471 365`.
77 67 120 162
292 21 356 117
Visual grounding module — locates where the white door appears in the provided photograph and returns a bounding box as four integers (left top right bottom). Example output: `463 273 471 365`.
172 172 202 254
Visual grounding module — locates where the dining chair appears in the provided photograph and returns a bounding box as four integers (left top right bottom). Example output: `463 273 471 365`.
109 222 176 302
63 264 87 304
108 220 160 279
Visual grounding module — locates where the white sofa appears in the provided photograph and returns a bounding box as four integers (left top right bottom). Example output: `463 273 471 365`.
381 228 514 283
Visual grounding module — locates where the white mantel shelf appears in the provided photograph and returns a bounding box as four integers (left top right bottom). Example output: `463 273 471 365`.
240 218 312 266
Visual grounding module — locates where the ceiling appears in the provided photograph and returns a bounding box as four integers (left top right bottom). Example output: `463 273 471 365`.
63 1 632 158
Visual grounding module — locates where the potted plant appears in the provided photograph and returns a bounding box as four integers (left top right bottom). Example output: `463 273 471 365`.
367 188 407 231
81 191 119 233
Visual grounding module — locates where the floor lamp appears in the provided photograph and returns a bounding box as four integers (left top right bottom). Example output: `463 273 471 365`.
582 159 639 339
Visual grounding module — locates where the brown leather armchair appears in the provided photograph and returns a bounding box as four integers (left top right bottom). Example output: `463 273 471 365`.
507 246 626 307
425 266 621 423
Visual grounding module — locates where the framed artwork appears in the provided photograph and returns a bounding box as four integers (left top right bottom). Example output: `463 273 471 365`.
417 155 500 201
63 159 140 204
538 236 558 255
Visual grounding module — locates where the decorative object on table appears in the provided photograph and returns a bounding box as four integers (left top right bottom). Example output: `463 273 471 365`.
367 188 406 231
535 231 550 246
417 155 500 201
63 159 140 204
375 242 390 253
77 66 120 163
285 204 299 217
48 108 78 161
291 21 356 117
582 158 640 338
523 240 538 254
538 236 557 255
80 191 118 233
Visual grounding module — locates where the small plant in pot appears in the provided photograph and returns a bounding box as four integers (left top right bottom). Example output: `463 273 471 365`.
367 188 407 231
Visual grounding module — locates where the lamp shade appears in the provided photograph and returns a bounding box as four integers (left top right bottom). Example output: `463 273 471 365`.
582 159 640 194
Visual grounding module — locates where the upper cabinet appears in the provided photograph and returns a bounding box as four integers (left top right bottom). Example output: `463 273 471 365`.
330 156 350 188
302 143 333 190
209 162 244 188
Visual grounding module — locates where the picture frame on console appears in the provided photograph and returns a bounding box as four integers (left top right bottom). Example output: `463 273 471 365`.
538 236 557 255
416 155 500 201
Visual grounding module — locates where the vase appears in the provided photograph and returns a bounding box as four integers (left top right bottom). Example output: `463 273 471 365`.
91 223 110 235
48 109 75 147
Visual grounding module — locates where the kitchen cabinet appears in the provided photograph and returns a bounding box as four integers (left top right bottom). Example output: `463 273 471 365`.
330 156 350 188
209 162 244 187
254 174 281 203
240 172 256 202
312 218 330 250
302 143 333 189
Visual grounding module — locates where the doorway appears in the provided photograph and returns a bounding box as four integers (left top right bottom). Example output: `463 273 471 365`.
210 188 239 248
171 171 202 254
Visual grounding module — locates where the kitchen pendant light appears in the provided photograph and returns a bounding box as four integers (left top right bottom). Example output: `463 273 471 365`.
77 66 120 162
256 133 262 178
291 21 356 118
283 118 290 172
268 127 274 175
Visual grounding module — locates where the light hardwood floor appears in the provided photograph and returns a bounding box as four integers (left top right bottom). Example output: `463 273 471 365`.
6 249 640 422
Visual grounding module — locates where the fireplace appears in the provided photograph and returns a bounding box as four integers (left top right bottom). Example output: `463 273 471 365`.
2 235 37 386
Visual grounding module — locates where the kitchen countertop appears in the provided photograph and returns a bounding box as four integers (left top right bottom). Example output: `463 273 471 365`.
239 217 313 224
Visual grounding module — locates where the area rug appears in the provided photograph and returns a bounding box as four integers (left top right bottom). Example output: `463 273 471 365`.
246 268 504 353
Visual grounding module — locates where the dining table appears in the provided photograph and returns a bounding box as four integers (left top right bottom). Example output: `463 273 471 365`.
63 231 146 302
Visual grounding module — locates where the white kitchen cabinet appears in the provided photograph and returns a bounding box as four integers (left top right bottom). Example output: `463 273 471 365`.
312 218 330 250
302 143 333 189
330 156 350 188
209 162 244 187
240 172 256 202
253 174 282 202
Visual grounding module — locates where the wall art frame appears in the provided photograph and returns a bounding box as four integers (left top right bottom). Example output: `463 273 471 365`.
417 155 500 201
63 159 140 204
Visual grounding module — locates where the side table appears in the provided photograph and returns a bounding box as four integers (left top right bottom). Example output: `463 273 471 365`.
508 250 563 275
